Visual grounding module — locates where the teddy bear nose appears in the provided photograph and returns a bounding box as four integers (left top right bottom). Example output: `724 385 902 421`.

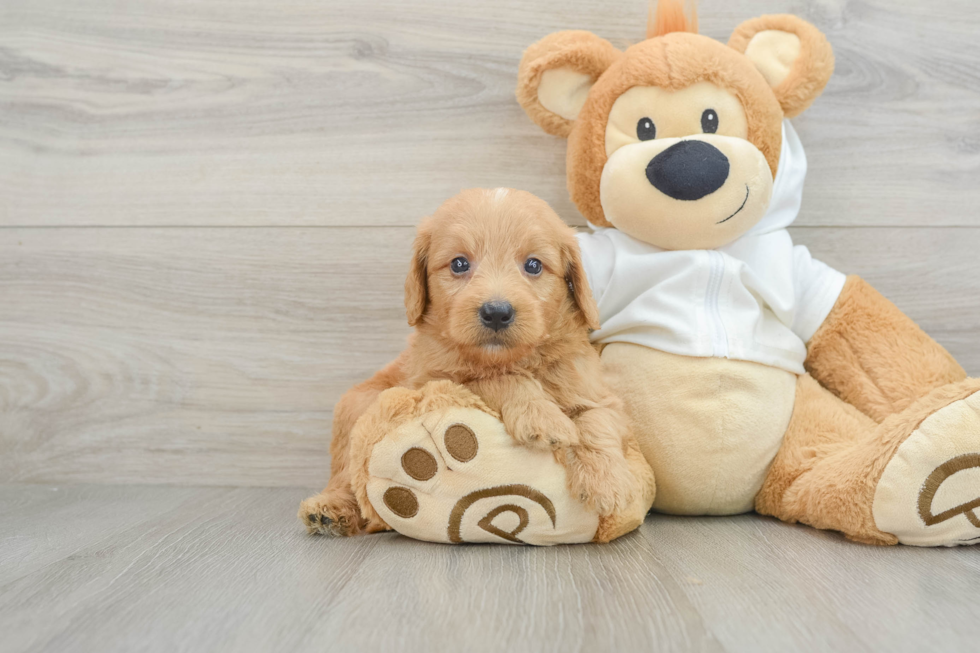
646 140 730 201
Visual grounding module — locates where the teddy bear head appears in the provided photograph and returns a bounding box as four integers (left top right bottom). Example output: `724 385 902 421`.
517 0 834 250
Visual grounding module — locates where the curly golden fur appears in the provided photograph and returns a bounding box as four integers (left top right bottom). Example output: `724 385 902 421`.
302 188 641 536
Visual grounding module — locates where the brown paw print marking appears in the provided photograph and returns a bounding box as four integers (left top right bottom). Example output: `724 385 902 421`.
445 423 478 462
477 505 530 543
402 447 437 481
381 445 442 520
448 484 556 544
380 423 482 525
918 453 980 527
383 486 419 518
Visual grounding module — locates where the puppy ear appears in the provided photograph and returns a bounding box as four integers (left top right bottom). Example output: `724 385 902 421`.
562 236 600 331
517 31 621 138
728 15 834 118
404 223 431 327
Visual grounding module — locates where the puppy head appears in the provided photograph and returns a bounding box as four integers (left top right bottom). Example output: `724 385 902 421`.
406 188 598 364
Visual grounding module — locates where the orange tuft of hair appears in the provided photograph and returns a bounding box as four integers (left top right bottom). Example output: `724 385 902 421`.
646 0 699 38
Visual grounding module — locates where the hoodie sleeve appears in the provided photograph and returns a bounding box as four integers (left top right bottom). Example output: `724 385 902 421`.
792 245 846 343
575 230 616 306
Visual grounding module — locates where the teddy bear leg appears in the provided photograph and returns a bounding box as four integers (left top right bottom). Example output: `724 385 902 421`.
347 381 646 545
805 276 967 422
757 374 980 546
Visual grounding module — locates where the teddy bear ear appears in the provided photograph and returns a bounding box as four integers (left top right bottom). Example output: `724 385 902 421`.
728 15 834 118
517 31 622 138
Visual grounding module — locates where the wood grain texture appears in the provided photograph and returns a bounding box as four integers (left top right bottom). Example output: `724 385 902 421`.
1 0 980 227
2 3 979 650
1 226 977 486
0 227 413 486
1 484 978 653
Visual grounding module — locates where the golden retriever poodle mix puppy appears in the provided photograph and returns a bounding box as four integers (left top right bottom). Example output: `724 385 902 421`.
300 188 648 538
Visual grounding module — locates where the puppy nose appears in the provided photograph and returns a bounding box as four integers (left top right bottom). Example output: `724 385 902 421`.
646 140 730 201
479 301 515 332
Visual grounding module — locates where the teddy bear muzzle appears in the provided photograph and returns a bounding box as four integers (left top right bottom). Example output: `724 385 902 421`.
598 134 773 251
646 139 730 202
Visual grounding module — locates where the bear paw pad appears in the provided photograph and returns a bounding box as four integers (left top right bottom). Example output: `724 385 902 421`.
365 407 598 545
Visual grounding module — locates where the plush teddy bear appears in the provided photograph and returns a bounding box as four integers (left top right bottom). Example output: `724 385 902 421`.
514 0 980 546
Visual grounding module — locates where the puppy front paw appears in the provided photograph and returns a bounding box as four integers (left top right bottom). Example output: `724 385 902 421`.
506 400 580 451
565 447 638 517
298 490 366 537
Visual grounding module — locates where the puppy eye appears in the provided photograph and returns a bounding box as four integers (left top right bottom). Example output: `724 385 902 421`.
636 117 656 141
701 109 719 134
450 257 470 274
524 258 543 276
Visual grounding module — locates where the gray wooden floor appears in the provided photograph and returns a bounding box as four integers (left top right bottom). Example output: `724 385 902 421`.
1 484 978 653
2 0 980 651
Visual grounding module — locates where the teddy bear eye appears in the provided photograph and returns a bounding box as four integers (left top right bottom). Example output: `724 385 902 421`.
450 257 470 274
701 109 719 134
636 117 657 141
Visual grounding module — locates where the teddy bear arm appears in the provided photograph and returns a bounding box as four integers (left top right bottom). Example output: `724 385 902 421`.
804 275 966 423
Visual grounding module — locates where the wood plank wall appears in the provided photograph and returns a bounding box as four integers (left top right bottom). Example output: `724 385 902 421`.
2 0 979 486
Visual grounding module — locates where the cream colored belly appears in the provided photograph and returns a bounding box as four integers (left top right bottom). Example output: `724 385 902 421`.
601 343 797 515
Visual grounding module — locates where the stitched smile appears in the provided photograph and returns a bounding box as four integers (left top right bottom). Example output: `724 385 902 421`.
716 185 750 224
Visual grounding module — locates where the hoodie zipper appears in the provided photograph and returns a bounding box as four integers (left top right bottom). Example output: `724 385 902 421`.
705 250 729 358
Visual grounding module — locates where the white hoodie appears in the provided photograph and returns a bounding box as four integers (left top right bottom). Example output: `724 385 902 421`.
577 121 845 375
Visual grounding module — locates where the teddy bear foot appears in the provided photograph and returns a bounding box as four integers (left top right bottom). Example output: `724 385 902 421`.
344 380 623 545
873 389 980 547
362 404 601 545
345 381 654 545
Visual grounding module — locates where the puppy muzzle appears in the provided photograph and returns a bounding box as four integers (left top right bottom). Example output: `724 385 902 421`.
479 301 515 332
